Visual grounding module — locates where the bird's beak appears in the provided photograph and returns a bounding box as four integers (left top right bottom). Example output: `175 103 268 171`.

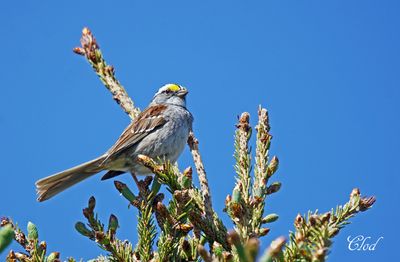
177 89 188 98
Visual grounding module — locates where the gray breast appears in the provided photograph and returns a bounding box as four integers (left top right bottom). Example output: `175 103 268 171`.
130 105 193 174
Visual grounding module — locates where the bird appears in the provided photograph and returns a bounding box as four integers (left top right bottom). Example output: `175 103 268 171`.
36 84 193 202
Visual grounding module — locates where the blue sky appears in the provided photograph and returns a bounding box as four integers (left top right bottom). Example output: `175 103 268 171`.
1 1 399 261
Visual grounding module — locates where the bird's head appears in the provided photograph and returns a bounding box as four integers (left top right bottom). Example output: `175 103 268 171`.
151 84 188 107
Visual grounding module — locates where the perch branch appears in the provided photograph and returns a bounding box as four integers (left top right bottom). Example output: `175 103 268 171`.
73 27 140 120
187 132 214 223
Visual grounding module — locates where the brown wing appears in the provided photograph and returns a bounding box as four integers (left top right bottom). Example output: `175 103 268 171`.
105 104 167 159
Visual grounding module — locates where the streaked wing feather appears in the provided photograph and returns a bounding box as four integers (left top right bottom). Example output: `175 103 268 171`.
106 105 167 158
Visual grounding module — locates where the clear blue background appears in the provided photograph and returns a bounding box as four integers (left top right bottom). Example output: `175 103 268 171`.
1 1 398 261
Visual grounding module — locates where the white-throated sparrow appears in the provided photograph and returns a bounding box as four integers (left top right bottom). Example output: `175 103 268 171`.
36 84 193 201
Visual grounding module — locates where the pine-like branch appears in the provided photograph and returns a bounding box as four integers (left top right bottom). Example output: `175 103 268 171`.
74 197 134 262
73 27 140 120
225 109 280 247
283 188 376 261
1 217 63 262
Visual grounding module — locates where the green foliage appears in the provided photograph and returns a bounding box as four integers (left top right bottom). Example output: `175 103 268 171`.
27 222 38 241
0 224 14 254
1 218 62 261
1 108 376 262
74 196 135 262
282 189 376 262
225 108 281 259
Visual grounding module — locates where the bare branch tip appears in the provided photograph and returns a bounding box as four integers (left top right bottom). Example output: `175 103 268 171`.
82 27 91 35
73 47 85 55
270 236 286 251
239 112 250 123
137 154 150 162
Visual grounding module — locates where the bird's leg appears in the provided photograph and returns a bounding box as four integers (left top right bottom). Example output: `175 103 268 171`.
130 172 145 196
130 172 140 188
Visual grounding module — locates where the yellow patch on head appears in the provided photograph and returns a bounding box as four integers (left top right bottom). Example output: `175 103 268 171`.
166 84 181 92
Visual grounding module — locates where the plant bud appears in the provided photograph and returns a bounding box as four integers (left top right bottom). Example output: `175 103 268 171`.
82 27 90 35
14 230 26 246
27 222 38 240
295 231 304 242
320 212 331 224
266 182 281 195
88 196 96 212
114 181 137 202
75 222 93 238
7 250 16 259
0 217 10 227
39 240 46 248
267 156 279 177
105 65 115 74
359 196 376 211
237 112 250 129
328 228 340 237
82 208 91 219
262 213 279 224
246 238 260 260
258 227 270 237
95 49 102 61
183 166 193 180
108 214 119 234
232 188 242 203
14 252 29 260
294 214 304 228
137 154 151 163
72 47 85 55
38 241 47 254
309 215 319 226
350 188 360 199
175 223 193 234
225 194 232 206
269 236 286 257
0 224 14 253
46 252 60 262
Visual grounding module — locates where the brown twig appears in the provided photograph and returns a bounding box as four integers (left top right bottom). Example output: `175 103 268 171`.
187 132 214 223
73 27 140 120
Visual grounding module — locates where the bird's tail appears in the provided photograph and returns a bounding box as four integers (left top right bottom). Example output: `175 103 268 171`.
36 155 107 202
